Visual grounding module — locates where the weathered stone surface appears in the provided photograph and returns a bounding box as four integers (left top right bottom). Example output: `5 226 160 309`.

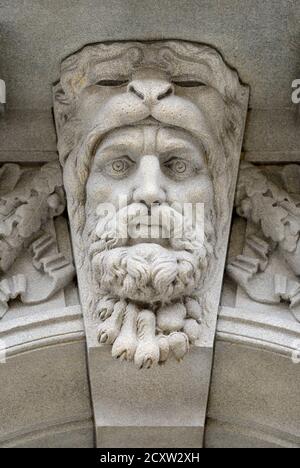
0 305 93 448
1 2 298 164
55 39 248 363
1 0 299 449
90 345 212 448
1 0 298 111
0 162 75 318
227 163 300 323
54 40 248 447
206 307 300 448
209 161 300 447
0 160 89 446
244 109 300 163
0 110 57 162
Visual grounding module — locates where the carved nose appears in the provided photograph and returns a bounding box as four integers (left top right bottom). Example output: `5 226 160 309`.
128 80 174 105
134 187 166 207
133 156 167 207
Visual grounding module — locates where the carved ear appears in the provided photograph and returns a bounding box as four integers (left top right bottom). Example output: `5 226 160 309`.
0 164 22 197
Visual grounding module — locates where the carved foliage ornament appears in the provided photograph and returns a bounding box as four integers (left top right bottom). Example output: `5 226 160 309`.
54 41 248 368
227 162 300 322
0 162 75 317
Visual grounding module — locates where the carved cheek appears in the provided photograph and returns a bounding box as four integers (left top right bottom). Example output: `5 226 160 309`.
86 174 113 205
87 173 137 208
185 175 214 205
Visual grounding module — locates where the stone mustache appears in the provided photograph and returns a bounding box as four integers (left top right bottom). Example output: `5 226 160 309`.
54 41 247 368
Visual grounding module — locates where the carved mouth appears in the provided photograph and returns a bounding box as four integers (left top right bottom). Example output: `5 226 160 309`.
125 214 175 248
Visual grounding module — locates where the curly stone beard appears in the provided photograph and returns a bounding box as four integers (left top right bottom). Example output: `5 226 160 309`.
85 202 214 305
78 201 216 368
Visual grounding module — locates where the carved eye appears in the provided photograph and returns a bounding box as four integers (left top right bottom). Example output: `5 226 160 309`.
112 160 127 172
105 157 134 178
164 158 193 179
95 79 129 87
172 80 206 88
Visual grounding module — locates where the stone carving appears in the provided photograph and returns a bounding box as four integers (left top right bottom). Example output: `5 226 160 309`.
54 41 248 367
0 162 75 317
227 162 300 322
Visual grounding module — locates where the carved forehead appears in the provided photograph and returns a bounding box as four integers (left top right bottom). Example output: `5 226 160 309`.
57 41 240 101
97 125 203 153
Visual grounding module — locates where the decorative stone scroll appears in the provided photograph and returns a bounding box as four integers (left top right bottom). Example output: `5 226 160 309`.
54 41 248 447
0 162 75 318
227 162 300 322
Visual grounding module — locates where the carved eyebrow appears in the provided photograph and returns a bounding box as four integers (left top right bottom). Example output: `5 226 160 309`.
159 140 197 152
95 135 141 158
157 133 205 155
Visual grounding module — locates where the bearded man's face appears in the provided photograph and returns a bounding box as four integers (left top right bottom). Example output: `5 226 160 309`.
85 124 214 304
